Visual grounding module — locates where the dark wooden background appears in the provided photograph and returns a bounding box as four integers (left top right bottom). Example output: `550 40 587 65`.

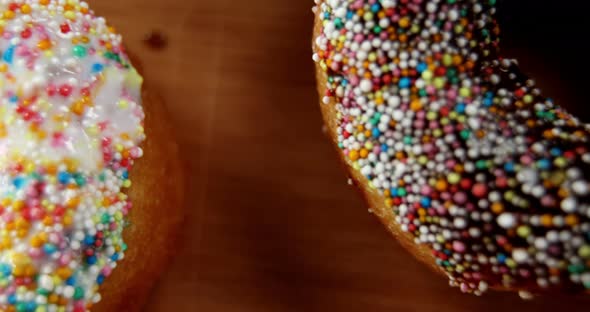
91 0 590 311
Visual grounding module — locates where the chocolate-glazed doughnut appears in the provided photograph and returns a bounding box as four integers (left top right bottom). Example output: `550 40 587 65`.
313 0 590 295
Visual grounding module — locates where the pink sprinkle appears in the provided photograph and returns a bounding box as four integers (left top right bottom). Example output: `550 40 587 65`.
453 241 466 253
446 89 457 100
102 266 113 277
59 254 72 266
453 192 467 204
541 195 556 207
29 248 42 258
420 185 432 196
520 154 533 165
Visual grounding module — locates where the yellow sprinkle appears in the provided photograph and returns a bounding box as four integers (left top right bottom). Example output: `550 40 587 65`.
3 10 15 19
86 126 99 135
64 10 76 20
66 196 80 208
63 215 73 226
37 39 52 50
21 4 31 14
398 17 410 28
71 100 86 115
13 200 24 211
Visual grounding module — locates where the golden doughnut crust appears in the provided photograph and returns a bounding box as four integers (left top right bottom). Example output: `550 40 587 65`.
92 86 185 311
312 11 444 281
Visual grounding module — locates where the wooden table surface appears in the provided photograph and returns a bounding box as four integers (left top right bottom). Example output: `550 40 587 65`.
90 1 590 311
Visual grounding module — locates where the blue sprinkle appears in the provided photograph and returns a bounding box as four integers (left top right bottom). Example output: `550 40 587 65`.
497 253 507 264
122 170 129 179
57 172 71 184
84 236 95 245
66 276 76 286
537 159 551 170
346 11 354 20
111 253 119 261
420 197 431 208
550 148 562 156
12 177 26 189
26 302 36 312
3 45 15 64
398 77 411 88
371 3 381 12
0 263 12 277
7 294 16 304
9 95 18 103
86 255 97 265
390 187 398 197
43 244 57 255
372 128 380 138
96 274 105 285
504 162 515 172
91 63 104 73
381 144 388 152
483 98 493 107
416 62 427 73
455 103 466 113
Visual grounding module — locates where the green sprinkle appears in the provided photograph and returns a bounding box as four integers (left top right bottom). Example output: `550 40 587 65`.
101 213 110 224
72 45 87 58
568 264 585 274
74 287 84 300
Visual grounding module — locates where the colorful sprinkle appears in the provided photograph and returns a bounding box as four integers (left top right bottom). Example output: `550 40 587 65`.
0 0 145 310
314 0 590 295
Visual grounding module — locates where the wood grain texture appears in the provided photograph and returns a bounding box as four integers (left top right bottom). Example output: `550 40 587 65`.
89 0 590 311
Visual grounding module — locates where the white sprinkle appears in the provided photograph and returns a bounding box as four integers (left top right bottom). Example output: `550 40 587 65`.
560 197 577 213
512 248 529 263
518 291 534 300
63 286 75 299
360 79 373 93
572 180 589 196
497 213 517 229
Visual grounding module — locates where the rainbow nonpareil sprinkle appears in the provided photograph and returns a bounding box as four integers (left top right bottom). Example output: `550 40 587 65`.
314 0 590 294
0 0 144 310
